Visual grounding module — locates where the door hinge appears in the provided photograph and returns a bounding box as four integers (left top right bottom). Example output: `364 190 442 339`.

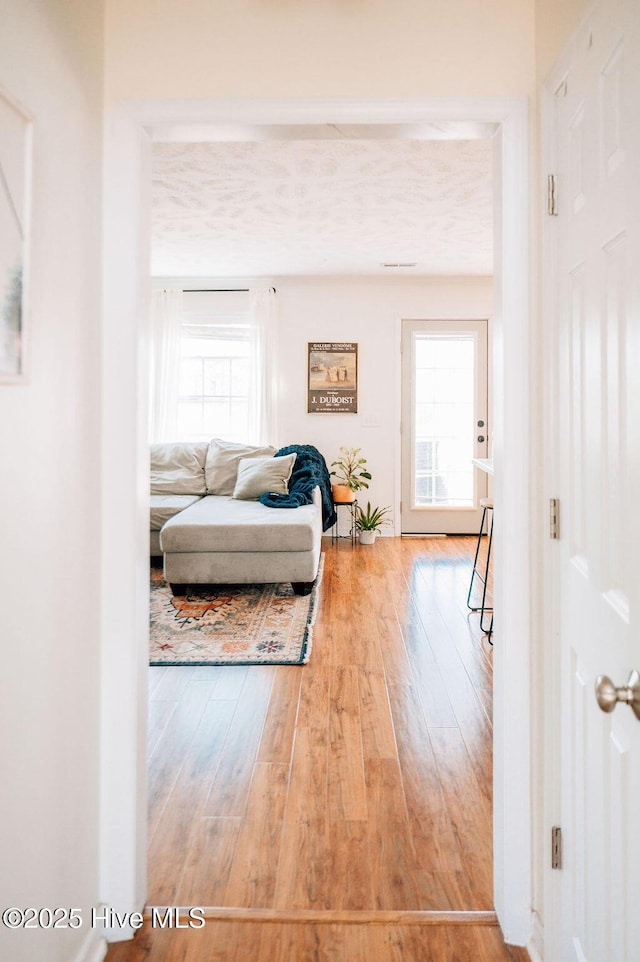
550 498 560 539
547 174 558 216
551 826 563 869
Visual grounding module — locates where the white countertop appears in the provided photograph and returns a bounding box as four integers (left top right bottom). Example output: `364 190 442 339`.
472 458 494 476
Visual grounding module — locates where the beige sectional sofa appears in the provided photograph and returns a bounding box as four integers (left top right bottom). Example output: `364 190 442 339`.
150 439 323 595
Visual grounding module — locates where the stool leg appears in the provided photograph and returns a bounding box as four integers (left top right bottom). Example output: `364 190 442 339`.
480 508 494 639
467 504 488 611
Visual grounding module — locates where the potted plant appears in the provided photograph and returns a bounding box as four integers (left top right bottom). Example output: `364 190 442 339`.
354 502 392 544
330 447 372 503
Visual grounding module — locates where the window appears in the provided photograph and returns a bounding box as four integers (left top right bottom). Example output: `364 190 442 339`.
150 286 277 445
413 333 475 507
177 291 250 443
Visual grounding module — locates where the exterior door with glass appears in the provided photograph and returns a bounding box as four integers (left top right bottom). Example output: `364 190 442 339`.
401 319 489 534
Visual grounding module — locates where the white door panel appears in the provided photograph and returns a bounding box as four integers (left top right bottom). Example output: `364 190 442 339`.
550 1 640 959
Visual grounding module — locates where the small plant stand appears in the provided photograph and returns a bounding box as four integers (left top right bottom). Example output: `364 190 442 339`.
331 500 358 545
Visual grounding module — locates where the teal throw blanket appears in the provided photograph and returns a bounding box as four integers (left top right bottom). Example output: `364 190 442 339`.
259 444 337 531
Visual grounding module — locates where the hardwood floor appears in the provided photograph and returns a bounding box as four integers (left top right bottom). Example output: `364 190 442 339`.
104 920 529 962
106 535 524 961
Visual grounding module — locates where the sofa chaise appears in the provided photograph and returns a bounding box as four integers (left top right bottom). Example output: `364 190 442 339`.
150 439 330 596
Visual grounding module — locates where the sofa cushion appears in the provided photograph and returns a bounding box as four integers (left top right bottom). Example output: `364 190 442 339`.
232 453 297 501
150 494 203 531
160 493 320 554
205 438 276 496
150 442 208 496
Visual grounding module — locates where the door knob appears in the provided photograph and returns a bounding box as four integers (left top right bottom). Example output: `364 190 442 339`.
477 435 486 443
595 670 640 720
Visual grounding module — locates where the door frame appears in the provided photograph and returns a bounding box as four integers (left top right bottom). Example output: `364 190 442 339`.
400 318 489 535
100 95 533 946
538 70 563 962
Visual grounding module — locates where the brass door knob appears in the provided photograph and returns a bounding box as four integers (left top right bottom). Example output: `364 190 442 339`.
595 670 640 720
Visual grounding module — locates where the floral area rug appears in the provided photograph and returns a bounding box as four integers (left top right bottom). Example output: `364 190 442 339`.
149 557 323 666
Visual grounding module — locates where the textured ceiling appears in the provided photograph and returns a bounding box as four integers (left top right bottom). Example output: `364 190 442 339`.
151 138 493 277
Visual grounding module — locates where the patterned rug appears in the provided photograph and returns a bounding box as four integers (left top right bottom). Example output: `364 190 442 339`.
149 557 323 666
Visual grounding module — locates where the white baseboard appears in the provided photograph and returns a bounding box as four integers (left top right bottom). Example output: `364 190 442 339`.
103 922 139 943
73 929 107 962
91 901 147 943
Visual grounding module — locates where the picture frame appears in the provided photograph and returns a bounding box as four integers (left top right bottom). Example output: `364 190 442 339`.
307 342 358 413
0 86 32 384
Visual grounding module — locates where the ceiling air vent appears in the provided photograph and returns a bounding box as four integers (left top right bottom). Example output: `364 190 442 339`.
381 262 417 269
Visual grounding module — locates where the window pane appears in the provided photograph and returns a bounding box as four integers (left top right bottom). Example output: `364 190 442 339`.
413 334 475 507
204 357 231 397
415 373 436 404
202 399 231 438
177 321 251 442
434 368 473 403
229 400 249 438
415 337 436 368
434 337 474 369
178 358 202 396
415 402 436 434
176 399 203 440
231 358 250 396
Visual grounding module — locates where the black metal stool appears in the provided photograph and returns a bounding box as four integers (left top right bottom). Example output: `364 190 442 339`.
467 498 494 639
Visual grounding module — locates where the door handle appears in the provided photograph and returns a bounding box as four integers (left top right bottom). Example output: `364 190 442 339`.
595 670 640 720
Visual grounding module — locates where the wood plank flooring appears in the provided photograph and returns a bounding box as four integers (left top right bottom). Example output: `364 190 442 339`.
105 920 529 962
105 535 522 962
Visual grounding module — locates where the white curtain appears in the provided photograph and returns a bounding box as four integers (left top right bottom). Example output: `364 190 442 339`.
248 287 279 446
149 288 183 442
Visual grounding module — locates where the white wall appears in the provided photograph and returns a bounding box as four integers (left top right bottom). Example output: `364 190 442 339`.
157 274 494 531
0 2 105 961
105 0 535 102
535 0 589 82
277 275 493 529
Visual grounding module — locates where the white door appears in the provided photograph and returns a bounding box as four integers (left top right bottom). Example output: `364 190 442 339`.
401 319 488 534
551 2 640 959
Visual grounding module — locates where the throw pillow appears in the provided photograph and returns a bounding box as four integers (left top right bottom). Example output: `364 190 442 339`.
150 442 209 496
205 438 276 495
232 453 297 501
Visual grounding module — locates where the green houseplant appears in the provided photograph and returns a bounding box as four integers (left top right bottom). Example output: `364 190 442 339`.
354 502 392 544
330 447 372 503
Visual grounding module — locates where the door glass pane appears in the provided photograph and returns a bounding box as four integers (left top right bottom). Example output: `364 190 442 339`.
413 334 475 507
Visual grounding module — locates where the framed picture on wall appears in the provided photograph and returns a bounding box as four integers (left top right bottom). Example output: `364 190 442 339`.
307 342 358 413
0 86 32 384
